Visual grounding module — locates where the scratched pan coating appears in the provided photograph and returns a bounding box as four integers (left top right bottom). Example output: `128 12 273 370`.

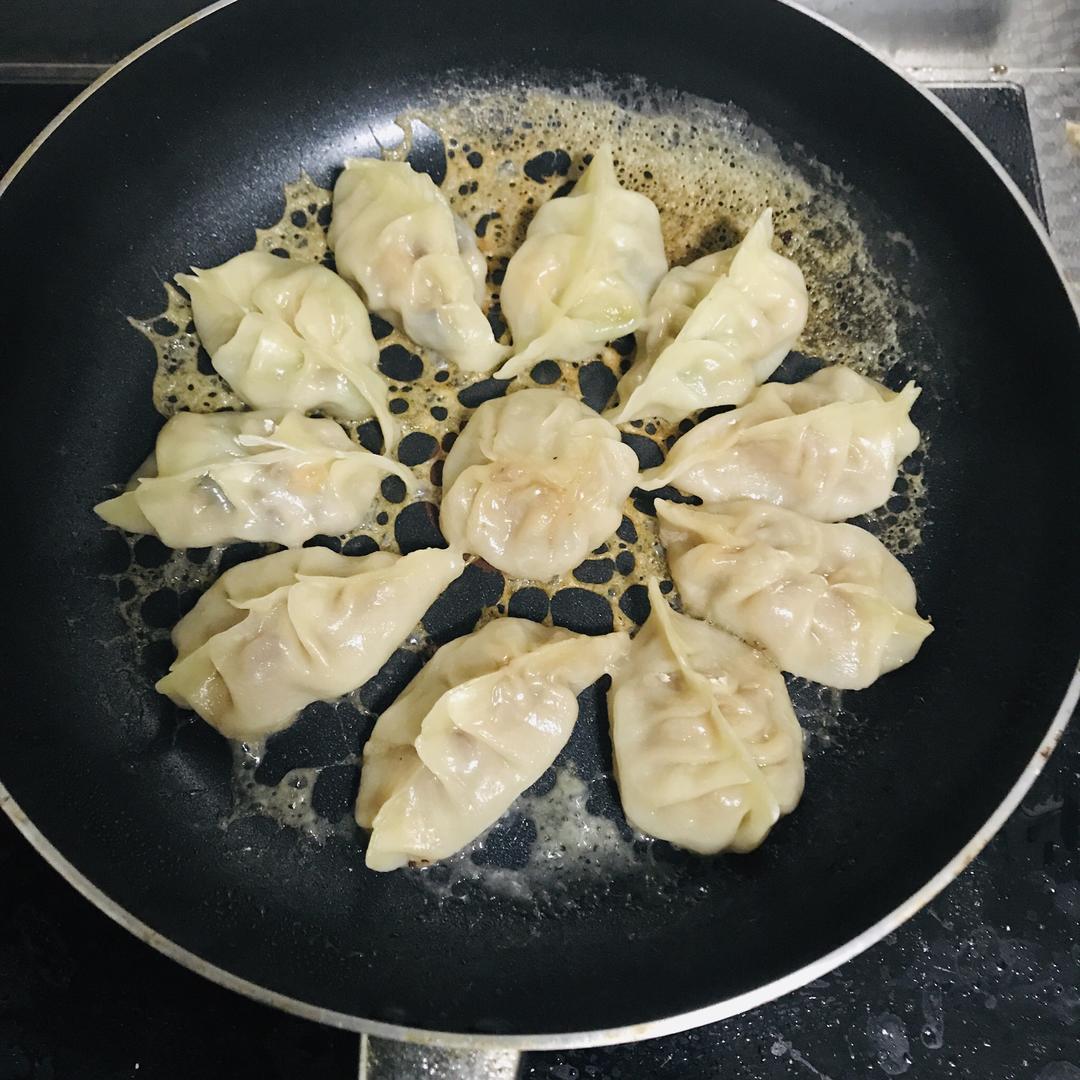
0 0 1077 1042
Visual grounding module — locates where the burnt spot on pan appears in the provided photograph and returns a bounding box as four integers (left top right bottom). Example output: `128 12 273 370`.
404 120 448 186
378 344 424 382
457 376 510 408
422 561 505 643
394 501 446 553
578 361 617 412
530 360 560 385
523 148 572 183
621 432 664 470
507 586 549 622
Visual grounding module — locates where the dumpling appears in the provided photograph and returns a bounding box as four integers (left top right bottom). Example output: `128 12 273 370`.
609 579 803 854
439 389 640 579
328 157 508 373
177 251 395 448
605 211 808 424
94 409 412 549
638 366 920 521
357 618 589 836
357 618 629 870
496 145 667 379
657 499 932 690
156 545 464 741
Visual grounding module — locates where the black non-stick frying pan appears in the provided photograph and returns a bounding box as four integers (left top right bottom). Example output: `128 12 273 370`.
1 0 1078 1055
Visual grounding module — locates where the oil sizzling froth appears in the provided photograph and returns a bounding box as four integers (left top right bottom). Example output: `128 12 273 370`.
110 83 932 902
229 742 353 843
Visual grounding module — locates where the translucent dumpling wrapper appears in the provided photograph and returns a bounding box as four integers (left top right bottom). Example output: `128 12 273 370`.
606 210 808 424
496 144 668 379
156 546 464 741
357 618 629 871
609 579 803 854
657 499 932 690
638 366 920 521
439 388 640 579
328 157 508 373
177 251 395 448
94 409 412 549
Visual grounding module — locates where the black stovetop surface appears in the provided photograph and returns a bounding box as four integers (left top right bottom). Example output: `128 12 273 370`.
1 76 1076 1080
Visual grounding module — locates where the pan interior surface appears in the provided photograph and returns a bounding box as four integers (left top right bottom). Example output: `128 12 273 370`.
0 0 1077 1040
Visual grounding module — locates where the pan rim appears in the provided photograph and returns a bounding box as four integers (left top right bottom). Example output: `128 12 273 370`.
1 0 1078 1050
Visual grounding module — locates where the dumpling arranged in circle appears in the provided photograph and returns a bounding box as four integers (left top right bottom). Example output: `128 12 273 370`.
178 251 396 448
609 579 803 854
637 366 921 521
439 388 640 579
358 617 629 871
657 499 933 690
94 409 412 549
157 545 464 741
497 144 668 378
606 210 808 424
328 157 508 373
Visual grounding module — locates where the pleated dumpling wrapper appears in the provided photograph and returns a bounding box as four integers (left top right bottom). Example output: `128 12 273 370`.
439 388 640 579
328 157 508 373
156 546 464 741
609 579 803 854
358 618 629 870
94 410 412 549
606 210 808 424
638 366 920 521
177 251 395 449
657 499 932 690
496 144 667 378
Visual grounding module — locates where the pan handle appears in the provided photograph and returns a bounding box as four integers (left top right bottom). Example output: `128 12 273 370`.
358 1034 522 1079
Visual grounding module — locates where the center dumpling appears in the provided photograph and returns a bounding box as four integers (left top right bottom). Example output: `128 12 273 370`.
439 389 640 579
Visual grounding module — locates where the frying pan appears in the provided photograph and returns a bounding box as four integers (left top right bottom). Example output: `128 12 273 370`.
1 0 1078 1058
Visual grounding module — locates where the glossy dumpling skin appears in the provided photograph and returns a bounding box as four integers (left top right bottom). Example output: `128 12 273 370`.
638 366 920 521
177 251 395 448
357 618 629 871
328 157 507 373
606 210 808 424
657 499 932 690
94 410 412 549
156 546 464 741
610 579 803 854
439 389 640 579
496 145 667 379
